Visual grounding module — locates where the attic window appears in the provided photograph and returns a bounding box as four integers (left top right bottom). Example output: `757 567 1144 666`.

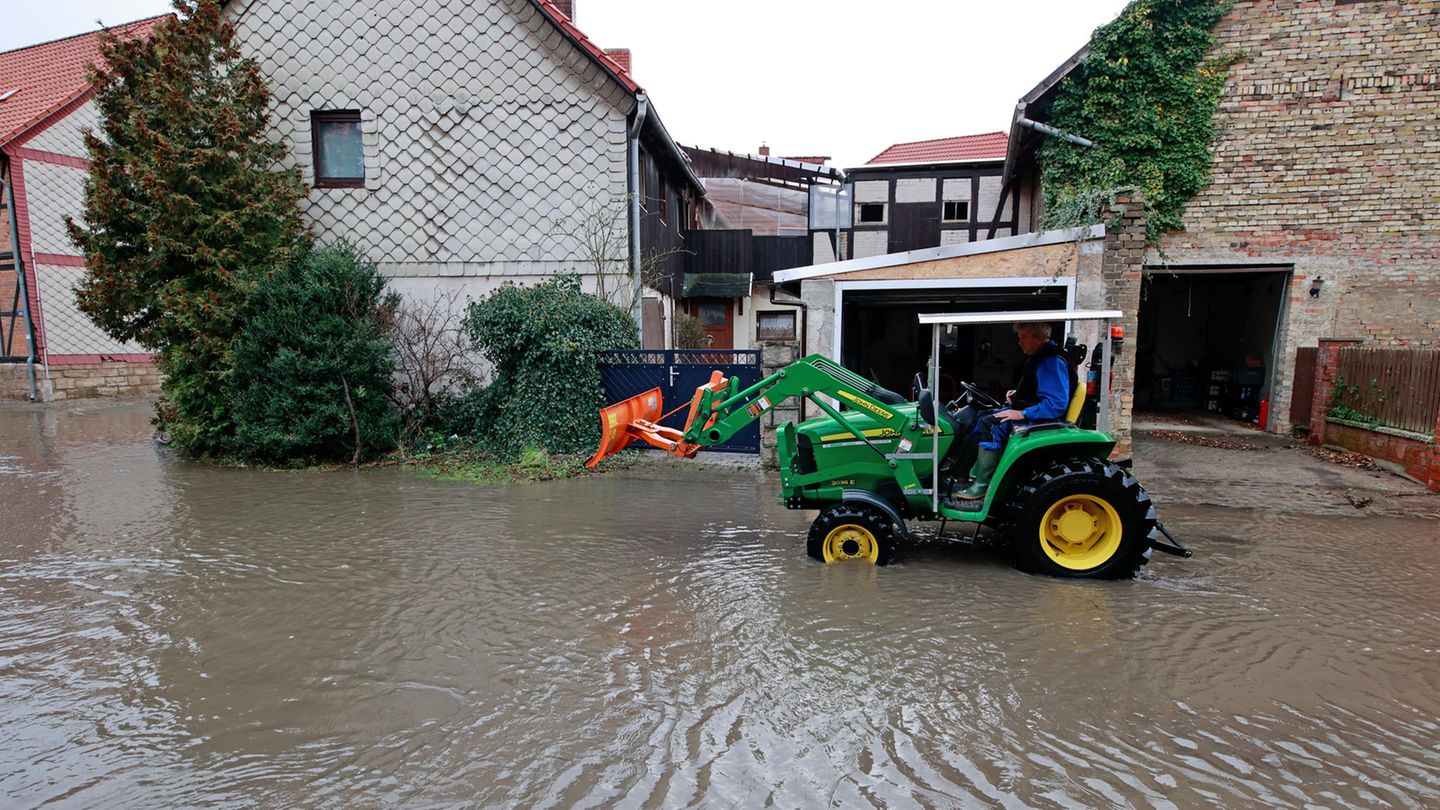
942 201 969 222
311 110 364 188
0 89 19 103
858 203 885 224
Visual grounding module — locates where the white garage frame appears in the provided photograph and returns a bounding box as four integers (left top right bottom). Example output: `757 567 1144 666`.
832 276 1077 367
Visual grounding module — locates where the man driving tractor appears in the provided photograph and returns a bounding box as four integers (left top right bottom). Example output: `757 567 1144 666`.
955 321 1072 501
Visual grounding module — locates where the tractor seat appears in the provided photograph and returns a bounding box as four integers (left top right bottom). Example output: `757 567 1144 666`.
1010 366 1087 437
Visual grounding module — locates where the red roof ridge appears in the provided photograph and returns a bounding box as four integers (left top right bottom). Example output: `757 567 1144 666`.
0 14 170 58
532 0 639 94
0 15 169 147
864 131 1009 166
882 131 1007 151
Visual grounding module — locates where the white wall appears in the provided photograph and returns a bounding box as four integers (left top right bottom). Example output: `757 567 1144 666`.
20 101 147 357
229 0 634 284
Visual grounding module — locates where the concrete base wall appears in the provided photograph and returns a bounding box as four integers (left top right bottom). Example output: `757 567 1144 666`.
1 359 162 402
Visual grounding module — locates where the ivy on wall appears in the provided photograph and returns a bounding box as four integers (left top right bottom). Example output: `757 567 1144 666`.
1040 0 1239 241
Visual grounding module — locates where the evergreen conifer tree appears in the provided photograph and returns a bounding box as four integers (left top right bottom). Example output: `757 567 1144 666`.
68 0 305 455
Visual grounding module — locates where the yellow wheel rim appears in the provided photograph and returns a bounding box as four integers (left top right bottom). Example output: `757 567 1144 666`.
1039 494 1122 571
823 523 879 563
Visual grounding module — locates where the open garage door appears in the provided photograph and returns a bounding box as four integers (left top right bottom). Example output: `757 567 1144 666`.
837 281 1070 404
1136 268 1290 430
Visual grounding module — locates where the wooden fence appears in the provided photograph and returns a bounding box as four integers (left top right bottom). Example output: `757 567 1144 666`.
1290 347 1318 427
1331 348 1440 434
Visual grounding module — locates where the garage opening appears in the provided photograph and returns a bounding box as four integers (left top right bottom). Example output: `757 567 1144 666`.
1135 269 1289 429
840 284 1069 404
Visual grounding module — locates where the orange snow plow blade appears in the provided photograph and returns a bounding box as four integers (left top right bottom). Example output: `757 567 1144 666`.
585 371 728 468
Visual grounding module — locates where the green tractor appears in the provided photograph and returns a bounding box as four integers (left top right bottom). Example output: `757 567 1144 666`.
588 310 1189 579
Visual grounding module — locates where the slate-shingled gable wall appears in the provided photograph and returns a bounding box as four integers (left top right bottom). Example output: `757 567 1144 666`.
229 0 634 285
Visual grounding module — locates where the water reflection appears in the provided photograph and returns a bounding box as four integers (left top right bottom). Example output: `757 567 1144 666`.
1 401 1438 806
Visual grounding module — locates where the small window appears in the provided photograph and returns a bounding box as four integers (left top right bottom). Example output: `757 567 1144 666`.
858 203 885 224
697 302 728 326
943 200 969 222
657 177 669 223
312 110 364 188
756 311 797 341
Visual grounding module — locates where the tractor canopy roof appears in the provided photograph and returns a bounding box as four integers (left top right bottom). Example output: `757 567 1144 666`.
917 309 1122 326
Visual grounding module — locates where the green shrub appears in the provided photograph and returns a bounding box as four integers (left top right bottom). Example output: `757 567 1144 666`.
463 275 637 458
67 1 306 456
229 243 399 464
674 312 707 349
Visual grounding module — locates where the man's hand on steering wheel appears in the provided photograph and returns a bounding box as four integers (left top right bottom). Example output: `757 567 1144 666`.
958 380 1003 410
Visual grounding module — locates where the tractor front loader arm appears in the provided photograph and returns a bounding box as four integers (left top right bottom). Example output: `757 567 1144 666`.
684 356 909 451
586 355 917 467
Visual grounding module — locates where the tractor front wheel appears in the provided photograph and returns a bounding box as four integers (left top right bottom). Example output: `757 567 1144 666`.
1007 457 1155 579
807 503 899 566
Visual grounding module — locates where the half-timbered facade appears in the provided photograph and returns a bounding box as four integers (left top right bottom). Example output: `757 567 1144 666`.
1 17 167 401
843 132 1029 259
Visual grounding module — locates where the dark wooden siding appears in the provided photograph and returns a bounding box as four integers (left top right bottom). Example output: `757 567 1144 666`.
845 163 1016 256
680 229 812 287
1290 347 1318 428
752 235 811 283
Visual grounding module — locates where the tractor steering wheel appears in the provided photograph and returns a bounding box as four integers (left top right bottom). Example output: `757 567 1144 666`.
958 380 1003 410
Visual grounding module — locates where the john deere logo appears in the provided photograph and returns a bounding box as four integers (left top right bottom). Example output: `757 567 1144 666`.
837 390 893 419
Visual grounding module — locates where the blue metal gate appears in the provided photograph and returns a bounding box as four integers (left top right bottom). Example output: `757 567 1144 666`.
597 349 762 454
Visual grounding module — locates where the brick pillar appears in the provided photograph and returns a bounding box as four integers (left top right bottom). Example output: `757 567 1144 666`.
757 339 801 469
1307 337 1364 445
1100 195 1146 460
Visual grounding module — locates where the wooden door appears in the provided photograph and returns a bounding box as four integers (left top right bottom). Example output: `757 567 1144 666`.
688 299 733 349
888 202 941 253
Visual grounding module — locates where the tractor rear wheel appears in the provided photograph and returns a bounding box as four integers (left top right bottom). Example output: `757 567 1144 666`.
1006 457 1155 579
807 503 899 566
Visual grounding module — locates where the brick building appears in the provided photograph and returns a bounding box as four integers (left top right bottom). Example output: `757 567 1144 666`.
1005 0 1440 433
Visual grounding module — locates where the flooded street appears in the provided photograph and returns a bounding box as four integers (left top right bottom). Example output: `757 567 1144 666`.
3 401 1439 807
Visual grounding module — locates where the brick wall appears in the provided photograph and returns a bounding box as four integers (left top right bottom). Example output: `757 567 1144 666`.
1152 0 1440 431
1 358 162 401
1102 196 1147 460
1307 337 1438 491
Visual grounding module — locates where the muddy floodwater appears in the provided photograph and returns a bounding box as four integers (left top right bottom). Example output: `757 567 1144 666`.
3 402 1438 807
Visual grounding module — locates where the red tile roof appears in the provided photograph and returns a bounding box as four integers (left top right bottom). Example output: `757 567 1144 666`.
0 16 167 148
865 132 1009 166
533 1 639 93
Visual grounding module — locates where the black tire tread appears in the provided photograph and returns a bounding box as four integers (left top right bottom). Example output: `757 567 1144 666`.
1004 456 1154 579
806 503 900 566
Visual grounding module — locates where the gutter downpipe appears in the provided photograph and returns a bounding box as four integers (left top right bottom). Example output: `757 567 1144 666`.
2 155 39 401
627 93 649 343
768 282 808 420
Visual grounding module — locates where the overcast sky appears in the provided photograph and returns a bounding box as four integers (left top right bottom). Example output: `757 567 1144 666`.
7 0 1132 168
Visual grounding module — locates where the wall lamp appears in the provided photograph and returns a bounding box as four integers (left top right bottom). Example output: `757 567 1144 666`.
1309 276 1325 298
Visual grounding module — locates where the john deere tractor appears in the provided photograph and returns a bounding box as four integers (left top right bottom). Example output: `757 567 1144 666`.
588 310 1189 579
